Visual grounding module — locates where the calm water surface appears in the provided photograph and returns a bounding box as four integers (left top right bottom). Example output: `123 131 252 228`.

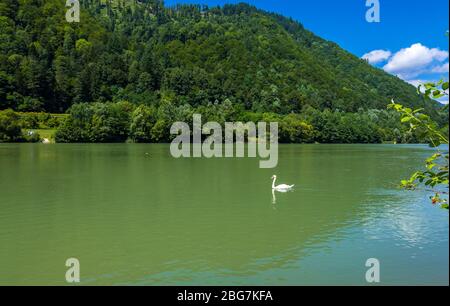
0 144 448 285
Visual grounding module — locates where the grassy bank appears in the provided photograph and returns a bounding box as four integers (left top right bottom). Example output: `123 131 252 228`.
23 129 57 143
1 109 65 143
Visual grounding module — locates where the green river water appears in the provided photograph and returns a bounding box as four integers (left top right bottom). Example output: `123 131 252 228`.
0 144 448 285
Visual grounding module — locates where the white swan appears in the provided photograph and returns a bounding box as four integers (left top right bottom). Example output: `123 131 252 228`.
271 175 294 191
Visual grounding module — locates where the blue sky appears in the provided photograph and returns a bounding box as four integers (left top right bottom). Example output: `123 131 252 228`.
165 0 449 102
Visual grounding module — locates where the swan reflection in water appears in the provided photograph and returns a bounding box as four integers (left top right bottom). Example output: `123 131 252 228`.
272 187 294 205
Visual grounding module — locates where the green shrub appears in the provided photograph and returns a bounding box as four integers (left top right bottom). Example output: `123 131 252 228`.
18 112 66 129
129 105 158 143
150 119 169 142
279 114 315 143
19 113 40 129
0 109 23 142
23 130 41 143
56 102 133 143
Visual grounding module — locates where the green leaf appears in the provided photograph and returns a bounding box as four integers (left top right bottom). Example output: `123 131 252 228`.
417 114 430 120
432 91 444 98
401 117 411 123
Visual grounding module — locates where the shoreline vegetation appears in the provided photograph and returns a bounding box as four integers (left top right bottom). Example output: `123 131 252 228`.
0 106 448 144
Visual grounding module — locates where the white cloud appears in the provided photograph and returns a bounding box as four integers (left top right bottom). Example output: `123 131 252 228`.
364 43 448 104
362 50 392 64
431 62 449 73
383 43 448 79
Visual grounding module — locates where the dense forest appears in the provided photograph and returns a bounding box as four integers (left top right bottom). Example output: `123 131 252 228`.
0 0 448 143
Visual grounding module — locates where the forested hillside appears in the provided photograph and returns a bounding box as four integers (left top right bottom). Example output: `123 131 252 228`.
0 0 447 143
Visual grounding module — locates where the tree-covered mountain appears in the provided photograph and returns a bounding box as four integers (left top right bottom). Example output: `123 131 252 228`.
0 0 447 143
0 0 439 111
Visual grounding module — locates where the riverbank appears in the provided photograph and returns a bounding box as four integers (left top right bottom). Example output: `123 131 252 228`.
0 110 66 143
23 129 57 143
1 108 448 145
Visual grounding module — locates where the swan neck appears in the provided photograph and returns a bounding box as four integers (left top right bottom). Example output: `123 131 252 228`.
272 177 276 189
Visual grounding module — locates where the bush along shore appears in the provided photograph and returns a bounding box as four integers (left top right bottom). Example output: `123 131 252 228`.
0 110 66 143
1 102 447 144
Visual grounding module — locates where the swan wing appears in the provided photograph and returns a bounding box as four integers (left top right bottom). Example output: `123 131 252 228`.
275 184 294 189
